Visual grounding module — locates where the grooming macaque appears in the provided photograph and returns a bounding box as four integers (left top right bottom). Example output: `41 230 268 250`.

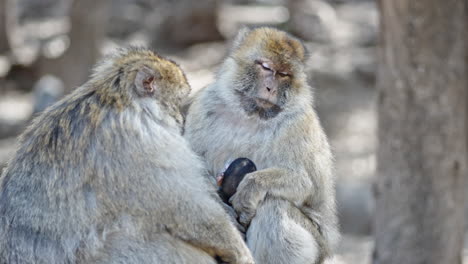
185 27 339 264
217 158 257 203
0 48 253 264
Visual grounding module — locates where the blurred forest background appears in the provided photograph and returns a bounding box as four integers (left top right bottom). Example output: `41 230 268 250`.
0 0 465 263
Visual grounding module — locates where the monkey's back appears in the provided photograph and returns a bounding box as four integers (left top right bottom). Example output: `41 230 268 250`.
0 88 213 264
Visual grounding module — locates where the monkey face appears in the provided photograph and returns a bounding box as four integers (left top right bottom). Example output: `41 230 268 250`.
233 59 292 120
230 28 309 120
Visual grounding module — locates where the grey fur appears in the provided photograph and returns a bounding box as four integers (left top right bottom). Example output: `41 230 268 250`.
185 28 340 264
0 48 253 264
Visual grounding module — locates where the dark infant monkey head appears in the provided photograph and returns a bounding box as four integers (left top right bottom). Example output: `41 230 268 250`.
217 158 257 204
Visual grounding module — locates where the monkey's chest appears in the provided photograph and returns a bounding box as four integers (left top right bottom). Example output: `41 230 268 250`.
202 119 278 177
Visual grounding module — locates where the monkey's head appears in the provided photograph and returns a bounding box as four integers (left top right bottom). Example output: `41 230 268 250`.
91 47 191 126
218 27 311 120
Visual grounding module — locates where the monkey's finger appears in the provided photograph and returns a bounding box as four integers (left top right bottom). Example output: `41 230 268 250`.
229 192 243 209
221 203 246 233
229 193 254 223
238 212 253 227
229 194 251 213
234 220 246 234
222 202 238 219
228 195 239 210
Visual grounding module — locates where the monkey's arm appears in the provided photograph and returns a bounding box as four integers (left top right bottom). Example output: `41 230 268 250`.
229 167 313 226
221 201 246 235
170 198 253 264
207 186 246 234
201 168 246 234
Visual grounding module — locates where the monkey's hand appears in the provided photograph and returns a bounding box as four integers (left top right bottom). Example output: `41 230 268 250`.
230 167 313 227
222 202 246 235
229 173 267 227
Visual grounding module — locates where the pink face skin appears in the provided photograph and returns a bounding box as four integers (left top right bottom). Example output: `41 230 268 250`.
216 174 224 186
216 159 233 186
254 59 291 107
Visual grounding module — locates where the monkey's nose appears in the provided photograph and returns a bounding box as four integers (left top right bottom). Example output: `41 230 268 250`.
266 86 276 95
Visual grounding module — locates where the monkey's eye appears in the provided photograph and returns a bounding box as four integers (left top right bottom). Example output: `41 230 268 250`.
256 60 273 72
261 62 273 72
277 72 290 78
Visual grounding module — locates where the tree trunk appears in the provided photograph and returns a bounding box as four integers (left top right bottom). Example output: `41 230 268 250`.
40 0 107 93
374 0 466 264
149 0 223 50
0 0 8 53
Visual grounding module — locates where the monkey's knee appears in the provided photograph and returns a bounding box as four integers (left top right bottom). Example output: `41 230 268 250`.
247 211 320 264
283 224 321 264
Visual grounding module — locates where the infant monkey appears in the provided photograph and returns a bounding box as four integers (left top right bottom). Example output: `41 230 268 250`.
217 158 257 204
0 47 253 264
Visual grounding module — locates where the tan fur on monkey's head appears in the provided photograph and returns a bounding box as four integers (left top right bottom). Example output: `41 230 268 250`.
89 47 190 111
231 27 308 68
217 27 311 120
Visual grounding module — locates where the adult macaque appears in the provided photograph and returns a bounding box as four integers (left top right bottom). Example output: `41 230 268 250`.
185 27 339 264
0 48 253 264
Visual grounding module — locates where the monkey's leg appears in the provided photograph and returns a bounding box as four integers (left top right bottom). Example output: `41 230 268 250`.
88 232 216 264
246 199 324 264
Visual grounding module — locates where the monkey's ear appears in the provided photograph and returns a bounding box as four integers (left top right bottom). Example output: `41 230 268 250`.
135 66 159 96
231 27 251 51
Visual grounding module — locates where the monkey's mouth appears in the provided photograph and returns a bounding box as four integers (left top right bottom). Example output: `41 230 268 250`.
254 98 277 109
234 90 282 119
240 96 282 120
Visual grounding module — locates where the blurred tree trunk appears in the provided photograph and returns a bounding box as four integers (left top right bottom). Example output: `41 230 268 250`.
149 0 223 49
0 0 8 53
40 0 107 93
466 0 468 234
374 0 466 264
